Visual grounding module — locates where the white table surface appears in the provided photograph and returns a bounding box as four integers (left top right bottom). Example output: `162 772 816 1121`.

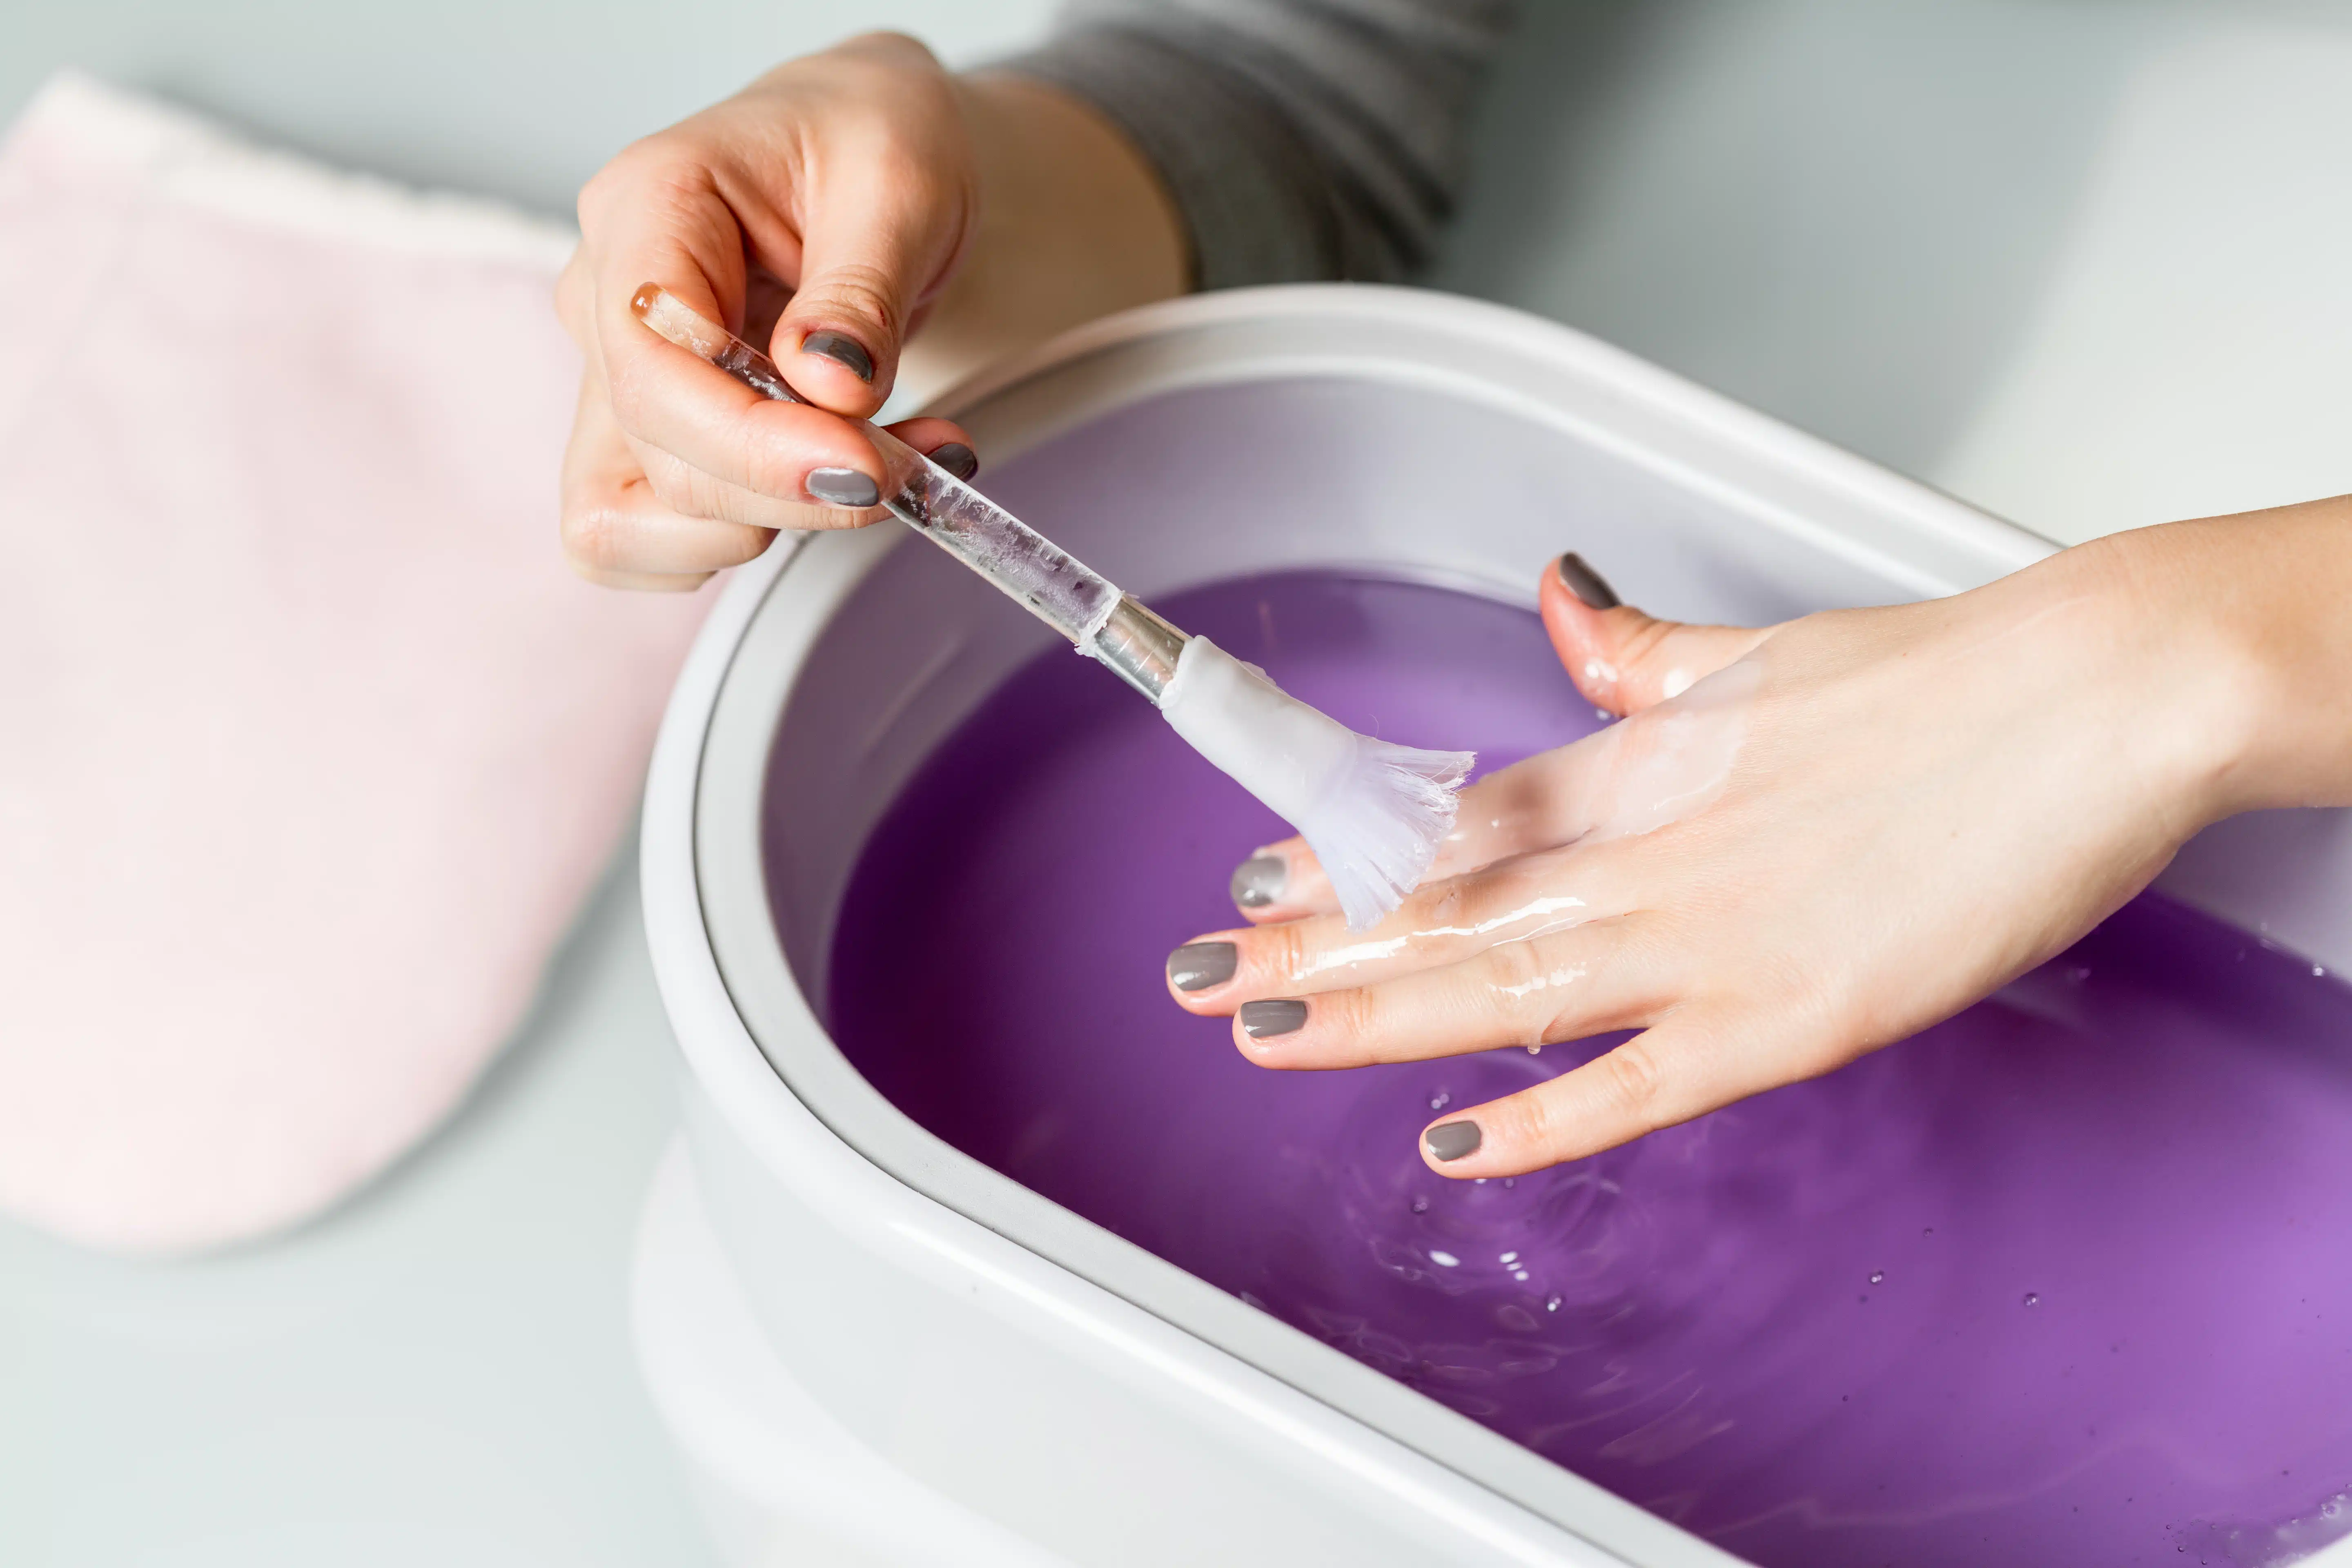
6 1 2350 1563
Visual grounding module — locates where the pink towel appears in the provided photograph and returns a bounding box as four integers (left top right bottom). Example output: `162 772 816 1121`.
0 76 711 1254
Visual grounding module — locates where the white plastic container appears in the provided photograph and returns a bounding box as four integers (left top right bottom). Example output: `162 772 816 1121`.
628 285 2352 1568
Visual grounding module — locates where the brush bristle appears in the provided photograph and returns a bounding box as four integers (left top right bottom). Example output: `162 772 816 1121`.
1300 737 1476 930
1152 635 1473 929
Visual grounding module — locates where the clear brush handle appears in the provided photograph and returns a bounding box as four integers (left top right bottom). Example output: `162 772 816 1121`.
862 422 1120 644
630 285 1165 668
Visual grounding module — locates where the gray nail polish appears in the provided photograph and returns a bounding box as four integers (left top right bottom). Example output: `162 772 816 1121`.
806 467 880 508
800 330 873 383
1556 552 1620 610
1229 855 1286 909
929 441 978 481
1167 942 1237 992
1238 998 1308 1038
1425 1120 1483 1162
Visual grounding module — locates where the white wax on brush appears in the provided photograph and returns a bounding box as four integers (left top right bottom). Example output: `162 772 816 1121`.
1158 637 1474 929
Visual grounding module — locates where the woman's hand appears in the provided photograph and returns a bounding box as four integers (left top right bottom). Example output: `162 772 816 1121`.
557 33 1185 589
1167 499 2352 1178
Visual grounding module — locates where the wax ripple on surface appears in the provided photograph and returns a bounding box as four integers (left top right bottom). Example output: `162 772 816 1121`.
820 570 2352 1568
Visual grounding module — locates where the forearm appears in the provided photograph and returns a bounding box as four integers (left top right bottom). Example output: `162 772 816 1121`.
897 73 1187 399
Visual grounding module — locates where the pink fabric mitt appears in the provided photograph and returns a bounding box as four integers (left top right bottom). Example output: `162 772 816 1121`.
0 75 711 1254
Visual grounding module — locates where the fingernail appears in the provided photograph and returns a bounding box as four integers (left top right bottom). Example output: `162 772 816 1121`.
928 441 978 481
806 467 880 508
1425 1120 1482 1162
1167 942 1237 992
1556 552 1620 610
1229 855 1285 909
1238 999 1307 1038
799 330 873 383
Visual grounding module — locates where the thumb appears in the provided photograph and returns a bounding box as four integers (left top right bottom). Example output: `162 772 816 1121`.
1541 552 1774 715
769 143 972 419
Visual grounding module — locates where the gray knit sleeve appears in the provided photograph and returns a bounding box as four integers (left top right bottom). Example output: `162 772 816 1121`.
1000 0 1518 290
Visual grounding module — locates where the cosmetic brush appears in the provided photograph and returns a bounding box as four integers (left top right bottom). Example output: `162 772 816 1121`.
632 285 1473 929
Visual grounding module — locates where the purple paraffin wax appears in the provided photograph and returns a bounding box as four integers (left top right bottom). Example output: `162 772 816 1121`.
825 570 2352 1568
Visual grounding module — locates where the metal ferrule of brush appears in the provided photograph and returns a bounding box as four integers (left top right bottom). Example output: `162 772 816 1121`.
1089 596 1189 704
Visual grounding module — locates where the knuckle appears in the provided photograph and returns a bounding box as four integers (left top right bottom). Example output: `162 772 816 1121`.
579 142 736 269
843 29 937 65
1595 1041 1666 1123
1497 1084 1568 1156
1254 922 1311 990
603 359 655 434
797 501 888 530
1754 950 1853 1040
1617 617 1679 674
595 132 693 190
1476 938 1549 1003
1452 858 1576 942
799 262 903 339
561 503 632 573
736 432 807 503
1317 985 1377 1048
577 138 666 220
639 459 704 517
1399 872 1471 932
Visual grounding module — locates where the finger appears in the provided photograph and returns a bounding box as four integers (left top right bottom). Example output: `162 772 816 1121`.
1541 552 1771 715
889 417 980 481
1223 555 1771 925
626 415 977 527
765 111 973 415
571 564 713 592
630 439 882 532
608 332 900 511
1417 1012 1839 1178
577 144 898 508
1167 840 1635 1008
562 374 777 580
1227 918 1664 1070
1224 839 1331 924
1224 729 1636 925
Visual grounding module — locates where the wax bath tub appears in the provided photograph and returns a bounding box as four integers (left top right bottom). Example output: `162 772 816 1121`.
629 286 2352 1567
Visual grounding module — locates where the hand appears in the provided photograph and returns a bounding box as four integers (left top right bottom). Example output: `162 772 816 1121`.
556 33 1185 588
1168 502 2352 1178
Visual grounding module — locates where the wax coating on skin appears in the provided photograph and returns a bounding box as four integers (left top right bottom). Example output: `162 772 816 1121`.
1577 655 1755 842
826 570 2352 1568
1284 862 1592 989
1277 668 1757 990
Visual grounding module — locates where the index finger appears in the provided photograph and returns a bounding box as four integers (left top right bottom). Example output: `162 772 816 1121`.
577 151 899 510
1229 657 1761 924
1229 730 1627 923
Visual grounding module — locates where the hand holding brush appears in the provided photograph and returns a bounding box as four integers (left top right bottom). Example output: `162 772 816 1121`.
632 284 1474 929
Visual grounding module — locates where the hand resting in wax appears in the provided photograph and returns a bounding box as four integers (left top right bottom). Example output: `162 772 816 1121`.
1169 497 2352 1178
556 32 1185 589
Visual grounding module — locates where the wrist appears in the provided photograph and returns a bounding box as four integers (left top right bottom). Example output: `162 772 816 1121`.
2067 499 2352 824
2194 497 2352 814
